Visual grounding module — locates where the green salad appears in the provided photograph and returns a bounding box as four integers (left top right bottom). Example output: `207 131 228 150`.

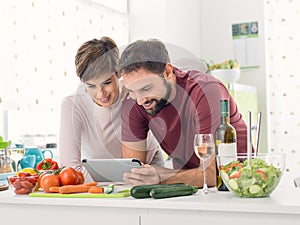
220 158 282 197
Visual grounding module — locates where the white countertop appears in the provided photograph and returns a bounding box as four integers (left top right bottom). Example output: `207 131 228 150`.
1 183 299 215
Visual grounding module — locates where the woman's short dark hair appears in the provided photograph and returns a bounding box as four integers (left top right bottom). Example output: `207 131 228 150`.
75 36 119 82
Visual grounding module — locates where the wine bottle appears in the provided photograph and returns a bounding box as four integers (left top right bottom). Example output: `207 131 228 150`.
215 99 237 191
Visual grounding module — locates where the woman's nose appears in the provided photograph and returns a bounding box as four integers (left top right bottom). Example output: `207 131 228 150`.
96 87 105 97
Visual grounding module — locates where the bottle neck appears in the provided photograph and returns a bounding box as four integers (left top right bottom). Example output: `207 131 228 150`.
220 113 230 124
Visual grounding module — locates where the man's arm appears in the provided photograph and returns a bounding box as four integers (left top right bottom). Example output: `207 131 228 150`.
123 153 217 188
157 156 216 187
122 140 147 164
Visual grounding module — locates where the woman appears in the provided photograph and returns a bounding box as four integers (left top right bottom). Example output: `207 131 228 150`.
58 37 164 182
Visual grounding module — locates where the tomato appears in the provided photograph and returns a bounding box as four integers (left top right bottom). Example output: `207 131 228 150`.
229 170 241 179
59 167 78 185
35 171 51 191
76 171 84 184
256 169 267 180
40 174 60 193
26 175 38 185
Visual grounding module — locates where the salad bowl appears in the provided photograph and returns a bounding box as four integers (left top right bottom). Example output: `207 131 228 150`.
217 153 285 198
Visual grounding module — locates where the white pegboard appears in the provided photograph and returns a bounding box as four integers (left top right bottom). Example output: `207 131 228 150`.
0 0 128 141
265 0 300 185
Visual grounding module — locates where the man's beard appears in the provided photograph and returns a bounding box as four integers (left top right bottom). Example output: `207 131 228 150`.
145 98 168 116
144 81 171 116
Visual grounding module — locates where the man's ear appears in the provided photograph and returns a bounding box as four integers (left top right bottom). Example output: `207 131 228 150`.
164 63 174 80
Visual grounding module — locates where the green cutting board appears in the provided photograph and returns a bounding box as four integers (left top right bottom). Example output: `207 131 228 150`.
29 191 130 198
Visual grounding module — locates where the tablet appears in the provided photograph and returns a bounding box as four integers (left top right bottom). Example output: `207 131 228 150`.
82 158 142 182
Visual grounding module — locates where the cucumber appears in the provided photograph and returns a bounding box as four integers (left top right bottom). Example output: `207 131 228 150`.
130 183 187 199
105 184 115 194
220 171 229 181
227 179 238 190
249 184 261 194
150 185 198 199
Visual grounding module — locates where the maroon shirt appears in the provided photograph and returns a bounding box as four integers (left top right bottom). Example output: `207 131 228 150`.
122 67 248 169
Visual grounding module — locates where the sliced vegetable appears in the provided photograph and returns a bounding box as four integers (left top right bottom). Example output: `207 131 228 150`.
220 171 229 182
249 184 261 194
88 186 104 194
224 162 243 172
229 171 241 179
105 184 115 194
220 157 282 197
16 168 37 176
255 169 266 180
227 179 238 191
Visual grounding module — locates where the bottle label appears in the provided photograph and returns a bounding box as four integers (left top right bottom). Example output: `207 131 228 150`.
217 143 237 164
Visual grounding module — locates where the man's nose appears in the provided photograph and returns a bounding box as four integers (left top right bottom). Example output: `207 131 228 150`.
136 93 146 105
137 98 145 105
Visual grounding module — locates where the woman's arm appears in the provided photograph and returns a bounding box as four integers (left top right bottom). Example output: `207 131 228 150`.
58 97 93 183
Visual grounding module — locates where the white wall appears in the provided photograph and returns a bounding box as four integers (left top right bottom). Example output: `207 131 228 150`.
265 0 300 185
198 0 267 151
129 0 268 150
129 0 300 183
0 0 129 144
128 0 202 57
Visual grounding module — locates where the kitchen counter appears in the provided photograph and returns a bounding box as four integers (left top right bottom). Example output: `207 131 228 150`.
0 183 299 225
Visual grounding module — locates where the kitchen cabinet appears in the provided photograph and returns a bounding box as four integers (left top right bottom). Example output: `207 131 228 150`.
0 184 299 225
1 202 142 225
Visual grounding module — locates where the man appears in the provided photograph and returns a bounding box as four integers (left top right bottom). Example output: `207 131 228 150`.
119 39 248 187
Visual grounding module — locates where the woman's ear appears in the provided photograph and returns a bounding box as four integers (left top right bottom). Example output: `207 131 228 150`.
115 71 121 78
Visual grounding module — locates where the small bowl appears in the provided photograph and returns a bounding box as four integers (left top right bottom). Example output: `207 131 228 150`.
7 173 39 195
217 153 285 198
210 68 240 84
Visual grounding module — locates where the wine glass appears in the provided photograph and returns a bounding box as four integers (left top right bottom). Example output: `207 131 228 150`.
7 147 25 172
194 133 215 194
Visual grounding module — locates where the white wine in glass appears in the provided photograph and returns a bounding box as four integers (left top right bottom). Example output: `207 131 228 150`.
194 133 215 194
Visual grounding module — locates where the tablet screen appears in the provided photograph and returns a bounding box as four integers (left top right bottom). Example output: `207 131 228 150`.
82 158 142 182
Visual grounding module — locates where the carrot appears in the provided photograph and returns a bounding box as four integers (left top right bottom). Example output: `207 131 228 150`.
59 185 91 194
225 162 242 172
84 182 98 186
49 186 60 193
88 186 104 194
